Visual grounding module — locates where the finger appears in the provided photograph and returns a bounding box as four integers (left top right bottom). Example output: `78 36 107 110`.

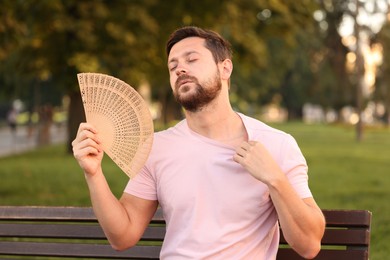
73 138 102 157
74 145 100 158
73 134 101 153
233 151 249 166
235 146 247 157
238 141 252 152
77 123 98 135
82 129 101 144
233 153 242 163
80 137 102 152
74 127 101 145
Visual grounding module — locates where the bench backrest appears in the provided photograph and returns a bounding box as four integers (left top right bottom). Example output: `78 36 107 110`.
278 209 372 260
0 206 371 259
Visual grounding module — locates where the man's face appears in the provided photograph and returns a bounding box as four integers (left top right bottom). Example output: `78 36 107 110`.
167 37 222 112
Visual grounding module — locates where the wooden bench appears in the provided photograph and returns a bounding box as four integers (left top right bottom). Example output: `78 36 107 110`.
0 206 371 259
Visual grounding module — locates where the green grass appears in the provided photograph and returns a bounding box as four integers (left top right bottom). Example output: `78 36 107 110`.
0 145 128 206
272 122 390 260
1 122 389 259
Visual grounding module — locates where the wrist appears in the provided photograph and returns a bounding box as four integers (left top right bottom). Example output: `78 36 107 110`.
84 167 103 180
266 171 287 191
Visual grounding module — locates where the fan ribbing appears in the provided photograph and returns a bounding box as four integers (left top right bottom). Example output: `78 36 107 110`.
77 72 153 178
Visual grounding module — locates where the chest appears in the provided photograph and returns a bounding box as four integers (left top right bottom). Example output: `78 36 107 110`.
152 142 270 218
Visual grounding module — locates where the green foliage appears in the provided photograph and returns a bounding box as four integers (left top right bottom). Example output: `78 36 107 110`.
4 0 388 132
220 0 321 111
0 0 160 94
0 0 323 110
375 17 390 121
306 0 353 111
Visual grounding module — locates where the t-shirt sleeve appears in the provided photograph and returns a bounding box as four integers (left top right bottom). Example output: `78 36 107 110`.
280 134 313 199
124 165 158 201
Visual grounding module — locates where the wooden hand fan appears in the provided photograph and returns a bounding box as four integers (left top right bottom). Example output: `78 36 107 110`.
77 72 154 178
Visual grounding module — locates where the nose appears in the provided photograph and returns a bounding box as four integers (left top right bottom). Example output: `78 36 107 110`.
175 66 187 76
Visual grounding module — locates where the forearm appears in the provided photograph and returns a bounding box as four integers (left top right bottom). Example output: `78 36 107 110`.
234 140 325 257
73 123 144 249
268 176 325 259
85 168 135 249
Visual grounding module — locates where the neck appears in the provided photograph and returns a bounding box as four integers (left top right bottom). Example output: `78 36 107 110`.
184 97 247 143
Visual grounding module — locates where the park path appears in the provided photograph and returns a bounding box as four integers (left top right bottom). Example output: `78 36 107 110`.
0 124 67 157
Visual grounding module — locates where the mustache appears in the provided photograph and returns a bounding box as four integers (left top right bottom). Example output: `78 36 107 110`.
175 75 198 89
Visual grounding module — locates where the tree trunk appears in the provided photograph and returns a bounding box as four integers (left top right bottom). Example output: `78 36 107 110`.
66 91 86 153
354 0 364 142
37 105 53 146
159 86 183 125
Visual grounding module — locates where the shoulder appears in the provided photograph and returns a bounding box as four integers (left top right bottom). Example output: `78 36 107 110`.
239 113 302 156
239 113 290 139
148 119 190 155
154 119 188 140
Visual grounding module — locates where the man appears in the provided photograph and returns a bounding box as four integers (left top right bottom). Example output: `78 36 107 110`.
73 26 325 259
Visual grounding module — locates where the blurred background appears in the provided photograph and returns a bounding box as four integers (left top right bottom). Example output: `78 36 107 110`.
1 0 389 149
0 0 390 258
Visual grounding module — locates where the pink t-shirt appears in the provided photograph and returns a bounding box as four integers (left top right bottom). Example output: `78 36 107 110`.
125 113 312 259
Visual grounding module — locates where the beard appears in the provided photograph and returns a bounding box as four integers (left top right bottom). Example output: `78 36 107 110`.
174 71 222 112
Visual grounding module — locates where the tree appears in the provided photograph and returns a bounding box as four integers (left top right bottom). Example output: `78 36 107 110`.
314 0 354 112
218 0 322 117
375 12 390 126
345 0 389 140
1 0 161 151
0 0 329 150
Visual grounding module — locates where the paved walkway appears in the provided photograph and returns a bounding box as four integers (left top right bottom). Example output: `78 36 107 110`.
0 124 67 157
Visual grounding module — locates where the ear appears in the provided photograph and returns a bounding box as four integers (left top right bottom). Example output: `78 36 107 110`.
219 59 233 80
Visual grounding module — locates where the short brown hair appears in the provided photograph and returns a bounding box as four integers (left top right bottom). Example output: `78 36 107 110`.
166 26 232 63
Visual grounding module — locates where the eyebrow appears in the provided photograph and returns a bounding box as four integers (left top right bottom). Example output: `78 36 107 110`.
168 50 200 65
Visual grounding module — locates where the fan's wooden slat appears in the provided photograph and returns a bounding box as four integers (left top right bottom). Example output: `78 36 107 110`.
77 73 154 179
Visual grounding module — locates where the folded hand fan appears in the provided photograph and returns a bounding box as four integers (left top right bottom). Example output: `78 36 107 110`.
77 72 154 178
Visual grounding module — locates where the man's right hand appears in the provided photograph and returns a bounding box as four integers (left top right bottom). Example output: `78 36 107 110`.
72 123 104 176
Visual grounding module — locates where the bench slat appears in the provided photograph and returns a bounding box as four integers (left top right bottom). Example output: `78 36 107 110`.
1 223 367 246
0 241 160 259
0 206 165 223
320 228 370 246
280 228 370 246
0 223 166 241
0 207 369 227
0 223 106 239
277 248 368 260
0 206 96 221
322 209 371 227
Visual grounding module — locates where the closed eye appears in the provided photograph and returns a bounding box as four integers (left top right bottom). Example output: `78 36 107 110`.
169 65 177 71
168 62 178 71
